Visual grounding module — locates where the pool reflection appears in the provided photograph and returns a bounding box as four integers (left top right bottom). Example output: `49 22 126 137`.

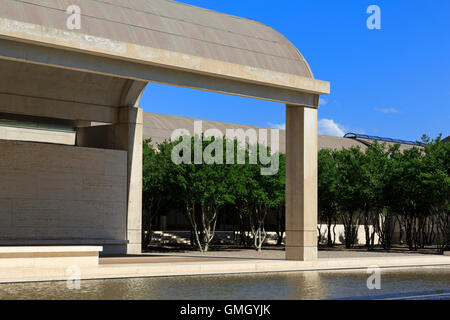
1 267 449 300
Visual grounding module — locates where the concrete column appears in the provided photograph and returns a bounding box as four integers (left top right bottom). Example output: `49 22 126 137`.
115 107 143 255
285 104 318 261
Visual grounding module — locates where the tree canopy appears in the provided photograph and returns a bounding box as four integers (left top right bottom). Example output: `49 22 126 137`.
143 134 449 252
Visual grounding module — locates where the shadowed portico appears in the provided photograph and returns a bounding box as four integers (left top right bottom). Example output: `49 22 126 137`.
0 0 329 260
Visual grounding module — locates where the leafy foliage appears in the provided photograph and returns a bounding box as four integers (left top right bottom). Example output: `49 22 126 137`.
318 136 450 251
142 136 285 252
143 134 450 252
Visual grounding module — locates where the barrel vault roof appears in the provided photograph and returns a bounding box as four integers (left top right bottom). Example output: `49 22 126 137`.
0 0 314 79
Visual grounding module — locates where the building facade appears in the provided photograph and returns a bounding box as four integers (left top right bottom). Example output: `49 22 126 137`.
0 0 330 260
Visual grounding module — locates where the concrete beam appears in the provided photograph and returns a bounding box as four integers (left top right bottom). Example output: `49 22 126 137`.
0 38 319 107
0 126 75 145
0 17 330 96
0 92 118 123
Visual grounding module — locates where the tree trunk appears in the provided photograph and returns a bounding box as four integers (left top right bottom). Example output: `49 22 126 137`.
185 204 203 252
327 216 333 247
249 205 268 252
276 206 285 246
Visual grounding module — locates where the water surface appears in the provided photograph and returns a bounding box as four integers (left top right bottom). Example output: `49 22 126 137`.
1 266 450 300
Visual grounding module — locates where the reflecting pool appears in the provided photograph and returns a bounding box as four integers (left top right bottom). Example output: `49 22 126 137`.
1 266 450 300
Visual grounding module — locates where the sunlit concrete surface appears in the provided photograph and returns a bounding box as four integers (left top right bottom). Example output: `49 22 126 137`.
1 246 449 283
0 126 75 145
0 246 102 269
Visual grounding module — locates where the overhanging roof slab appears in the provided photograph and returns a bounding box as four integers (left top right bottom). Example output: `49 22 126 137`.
0 0 330 105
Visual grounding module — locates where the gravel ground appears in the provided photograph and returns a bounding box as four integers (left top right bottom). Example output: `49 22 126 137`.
141 247 433 260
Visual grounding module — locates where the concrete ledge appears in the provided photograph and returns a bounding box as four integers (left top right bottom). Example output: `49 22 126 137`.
1 255 449 284
0 241 127 256
0 246 103 253
0 246 102 270
0 240 126 246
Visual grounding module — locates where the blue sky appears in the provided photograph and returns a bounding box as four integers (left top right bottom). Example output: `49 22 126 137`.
140 0 450 141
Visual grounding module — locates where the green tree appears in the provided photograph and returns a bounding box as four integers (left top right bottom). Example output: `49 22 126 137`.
360 142 390 250
170 135 237 252
335 147 365 248
420 135 450 251
386 146 426 250
142 139 172 247
318 149 339 247
274 153 286 246
246 145 284 251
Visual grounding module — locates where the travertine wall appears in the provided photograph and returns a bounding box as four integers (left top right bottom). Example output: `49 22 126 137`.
0 140 127 251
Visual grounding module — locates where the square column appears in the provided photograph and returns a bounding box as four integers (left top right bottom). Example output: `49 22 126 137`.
115 107 143 255
285 105 318 261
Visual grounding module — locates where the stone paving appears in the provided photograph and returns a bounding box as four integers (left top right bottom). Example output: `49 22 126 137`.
101 247 433 264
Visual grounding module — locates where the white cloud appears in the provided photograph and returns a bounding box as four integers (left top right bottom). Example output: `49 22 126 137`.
375 108 399 114
318 119 346 137
269 119 348 137
319 98 327 106
268 123 286 130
